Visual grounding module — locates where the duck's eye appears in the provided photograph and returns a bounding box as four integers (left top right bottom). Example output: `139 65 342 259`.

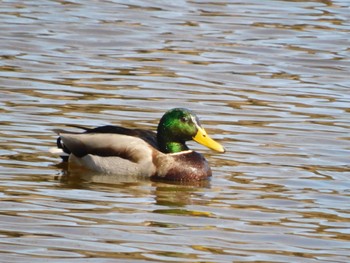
181 116 188 122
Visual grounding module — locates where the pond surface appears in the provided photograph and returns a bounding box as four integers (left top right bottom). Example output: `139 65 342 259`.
1 0 350 262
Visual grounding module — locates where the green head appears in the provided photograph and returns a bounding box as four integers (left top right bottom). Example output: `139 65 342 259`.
157 108 225 153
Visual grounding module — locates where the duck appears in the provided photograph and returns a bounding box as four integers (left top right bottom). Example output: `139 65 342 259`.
54 108 225 181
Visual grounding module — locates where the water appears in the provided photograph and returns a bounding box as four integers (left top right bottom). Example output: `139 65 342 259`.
1 0 350 262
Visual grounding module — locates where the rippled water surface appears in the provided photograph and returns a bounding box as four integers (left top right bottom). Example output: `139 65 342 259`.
1 0 350 262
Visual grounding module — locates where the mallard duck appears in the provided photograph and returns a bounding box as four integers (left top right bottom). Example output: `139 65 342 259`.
54 108 225 181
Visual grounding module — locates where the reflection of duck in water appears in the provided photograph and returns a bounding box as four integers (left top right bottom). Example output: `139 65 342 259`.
53 108 225 181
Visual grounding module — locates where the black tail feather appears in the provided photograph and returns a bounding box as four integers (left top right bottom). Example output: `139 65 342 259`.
56 137 70 162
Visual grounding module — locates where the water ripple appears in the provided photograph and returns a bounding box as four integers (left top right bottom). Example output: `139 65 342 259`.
1 0 350 262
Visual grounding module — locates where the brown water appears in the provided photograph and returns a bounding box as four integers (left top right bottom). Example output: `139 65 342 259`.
1 0 350 262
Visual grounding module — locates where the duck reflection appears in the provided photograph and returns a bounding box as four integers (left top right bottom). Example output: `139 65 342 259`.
55 164 211 207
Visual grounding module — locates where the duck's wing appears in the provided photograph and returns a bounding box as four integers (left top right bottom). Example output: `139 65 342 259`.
54 125 158 161
60 133 152 160
59 133 157 176
62 125 159 149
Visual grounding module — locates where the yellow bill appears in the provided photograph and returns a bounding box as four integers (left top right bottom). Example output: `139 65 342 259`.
193 126 225 153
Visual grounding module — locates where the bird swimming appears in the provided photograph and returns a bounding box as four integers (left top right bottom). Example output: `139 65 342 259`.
53 108 225 181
